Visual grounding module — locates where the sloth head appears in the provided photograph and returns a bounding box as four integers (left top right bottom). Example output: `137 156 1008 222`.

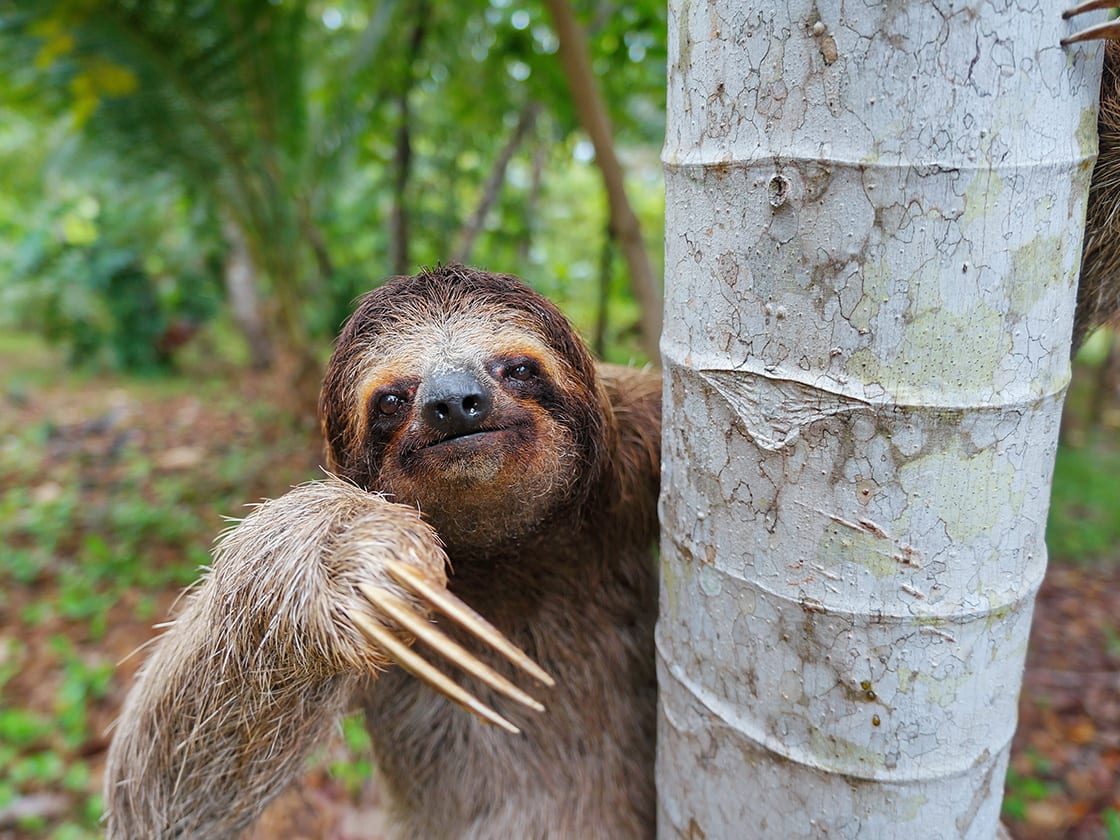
320 265 610 550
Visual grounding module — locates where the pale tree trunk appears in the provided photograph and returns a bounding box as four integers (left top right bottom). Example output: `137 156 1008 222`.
542 0 662 361
657 2 1102 838
222 217 272 371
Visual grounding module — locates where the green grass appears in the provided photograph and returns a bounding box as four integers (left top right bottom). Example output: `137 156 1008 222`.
1046 431 1120 564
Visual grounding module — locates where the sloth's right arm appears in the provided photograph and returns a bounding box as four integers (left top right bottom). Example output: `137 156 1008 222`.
103 478 551 840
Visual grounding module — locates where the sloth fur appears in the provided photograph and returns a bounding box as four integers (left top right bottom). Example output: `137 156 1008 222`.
105 266 662 839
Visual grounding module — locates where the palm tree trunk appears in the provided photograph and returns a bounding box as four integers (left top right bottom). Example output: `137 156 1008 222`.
658 1 1098 835
222 217 272 371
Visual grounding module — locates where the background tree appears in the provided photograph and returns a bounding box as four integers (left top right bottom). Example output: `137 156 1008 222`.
544 0 662 359
658 1 1101 836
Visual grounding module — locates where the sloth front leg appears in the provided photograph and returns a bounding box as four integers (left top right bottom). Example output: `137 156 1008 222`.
103 477 551 840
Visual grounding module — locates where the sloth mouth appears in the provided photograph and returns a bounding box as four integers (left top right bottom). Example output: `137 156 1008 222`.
424 428 503 449
417 424 525 454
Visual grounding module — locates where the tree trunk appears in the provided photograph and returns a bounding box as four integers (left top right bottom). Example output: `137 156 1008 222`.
658 3 1102 837
542 0 662 361
517 141 546 266
594 223 613 359
388 1 429 276
454 102 540 264
222 217 272 371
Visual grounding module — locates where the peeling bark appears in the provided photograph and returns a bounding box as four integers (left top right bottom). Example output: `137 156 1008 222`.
657 2 1103 837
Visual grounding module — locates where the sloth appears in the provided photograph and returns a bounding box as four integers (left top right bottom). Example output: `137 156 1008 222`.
1066 3 1120 347
104 266 662 839
106 12 1120 838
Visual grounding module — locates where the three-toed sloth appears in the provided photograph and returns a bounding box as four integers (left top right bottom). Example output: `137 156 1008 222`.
106 12 1120 838
105 266 661 839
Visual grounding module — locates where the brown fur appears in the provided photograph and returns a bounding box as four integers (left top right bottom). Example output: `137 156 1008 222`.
105 265 662 839
1079 41 1120 349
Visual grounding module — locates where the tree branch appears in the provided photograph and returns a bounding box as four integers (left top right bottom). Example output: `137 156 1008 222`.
542 0 662 360
454 101 540 264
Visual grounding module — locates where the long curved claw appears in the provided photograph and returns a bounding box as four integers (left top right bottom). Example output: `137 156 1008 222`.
359 583 546 713
1063 2 1120 45
349 610 522 734
384 558 556 687
345 557 555 733
1065 0 1119 18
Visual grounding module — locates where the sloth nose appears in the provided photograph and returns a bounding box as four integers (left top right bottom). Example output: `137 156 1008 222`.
420 371 493 436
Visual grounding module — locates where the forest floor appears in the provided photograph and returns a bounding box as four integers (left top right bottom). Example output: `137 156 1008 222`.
0 338 1117 839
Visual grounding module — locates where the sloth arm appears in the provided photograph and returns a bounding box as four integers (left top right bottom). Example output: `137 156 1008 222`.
103 478 448 840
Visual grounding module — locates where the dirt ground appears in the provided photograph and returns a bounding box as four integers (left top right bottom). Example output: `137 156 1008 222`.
1009 562 1120 839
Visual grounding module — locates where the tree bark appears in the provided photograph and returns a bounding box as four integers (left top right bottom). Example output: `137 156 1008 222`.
658 2 1102 837
454 102 540 265
542 0 662 361
222 216 272 371
594 223 613 359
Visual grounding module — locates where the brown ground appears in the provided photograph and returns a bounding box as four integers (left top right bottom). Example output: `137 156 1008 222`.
1008 563 1120 840
0 363 1116 839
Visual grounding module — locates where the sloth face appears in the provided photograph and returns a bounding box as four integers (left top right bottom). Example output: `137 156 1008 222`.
321 268 607 550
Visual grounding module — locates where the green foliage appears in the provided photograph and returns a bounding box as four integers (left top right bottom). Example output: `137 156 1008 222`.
0 633 109 839
0 0 668 367
1103 807 1120 840
1046 431 1120 563
328 713 376 796
0 109 225 372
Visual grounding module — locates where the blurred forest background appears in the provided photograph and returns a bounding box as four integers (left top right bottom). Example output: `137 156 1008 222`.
0 2 1117 838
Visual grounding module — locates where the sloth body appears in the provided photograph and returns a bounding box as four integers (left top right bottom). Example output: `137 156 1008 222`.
105 267 661 839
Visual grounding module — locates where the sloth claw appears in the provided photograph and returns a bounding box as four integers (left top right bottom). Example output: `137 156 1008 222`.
359 583 547 713
383 558 556 687
347 558 554 733
1063 2 1120 45
348 609 522 733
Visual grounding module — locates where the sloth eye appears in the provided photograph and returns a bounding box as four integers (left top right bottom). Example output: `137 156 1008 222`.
377 393 405 415
507 363 535 381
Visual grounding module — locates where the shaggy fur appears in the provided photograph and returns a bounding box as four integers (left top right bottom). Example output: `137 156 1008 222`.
1078 41 1120 349
104 480 448 838
105 266 662 839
